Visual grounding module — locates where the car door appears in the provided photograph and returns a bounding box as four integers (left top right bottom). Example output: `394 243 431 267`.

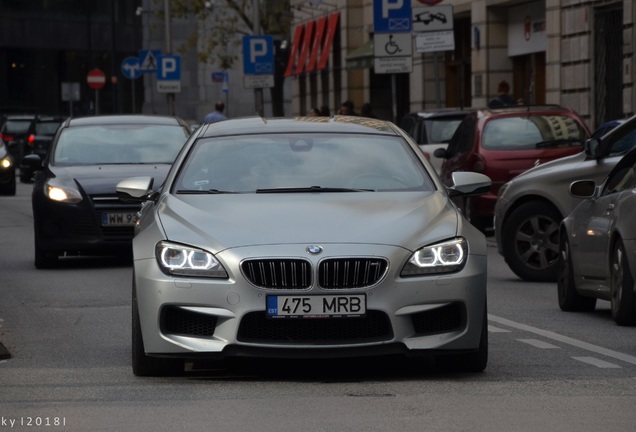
573 151 636 286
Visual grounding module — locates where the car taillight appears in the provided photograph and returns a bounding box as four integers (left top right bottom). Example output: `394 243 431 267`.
0 133 13 142
28 134 36 147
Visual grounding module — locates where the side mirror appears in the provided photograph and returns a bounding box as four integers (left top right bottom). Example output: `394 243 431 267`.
116 176 156 202
569 179 596 198
584 138 601 159
448 172 492 197
21 154 43 171
433 147 447 159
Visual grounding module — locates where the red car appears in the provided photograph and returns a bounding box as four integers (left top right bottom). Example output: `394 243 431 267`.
435 105 591 232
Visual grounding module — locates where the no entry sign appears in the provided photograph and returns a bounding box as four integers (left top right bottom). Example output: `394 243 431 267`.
87 68 106 90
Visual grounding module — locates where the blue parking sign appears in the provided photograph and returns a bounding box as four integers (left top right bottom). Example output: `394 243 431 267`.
243 36 274 75
157 55 181 80
373 0 412 33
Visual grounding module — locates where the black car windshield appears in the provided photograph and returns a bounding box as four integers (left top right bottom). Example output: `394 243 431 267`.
175 133 434 193
52 124 189 165
482 115 587 150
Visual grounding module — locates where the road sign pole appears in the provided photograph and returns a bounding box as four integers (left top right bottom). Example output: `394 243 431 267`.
95 89 100 115
253 0 264 116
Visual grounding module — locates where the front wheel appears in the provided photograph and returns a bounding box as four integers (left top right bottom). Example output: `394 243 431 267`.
436 305 488 373
502 201 561 282
132 285 183 377
610 240 636 326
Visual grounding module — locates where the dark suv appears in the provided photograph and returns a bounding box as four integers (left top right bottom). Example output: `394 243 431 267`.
435 105 590 232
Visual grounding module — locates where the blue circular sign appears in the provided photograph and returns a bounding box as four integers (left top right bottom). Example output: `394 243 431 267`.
121 56 141 80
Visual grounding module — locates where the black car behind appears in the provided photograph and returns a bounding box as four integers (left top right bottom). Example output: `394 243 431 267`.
28 115 191 268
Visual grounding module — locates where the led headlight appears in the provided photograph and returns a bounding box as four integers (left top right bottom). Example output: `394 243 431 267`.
1 157 12 169
45 180 82 203
401 238 468 276
155 241 228 278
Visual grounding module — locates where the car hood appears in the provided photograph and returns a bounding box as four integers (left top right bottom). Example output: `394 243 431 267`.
51 164 171 195
157 191 459 252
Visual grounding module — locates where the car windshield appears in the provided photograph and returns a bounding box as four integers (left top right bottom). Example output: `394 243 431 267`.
424 118 464 143
174 133 433 193
2 119 32 134
35 121 62 135
482 115 587 150
52 124 189 165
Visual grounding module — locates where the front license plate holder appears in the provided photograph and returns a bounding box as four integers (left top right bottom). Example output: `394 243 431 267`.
266 294 366 319
101 211 137 226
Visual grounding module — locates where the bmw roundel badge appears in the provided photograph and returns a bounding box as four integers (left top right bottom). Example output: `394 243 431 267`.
306 245 323 255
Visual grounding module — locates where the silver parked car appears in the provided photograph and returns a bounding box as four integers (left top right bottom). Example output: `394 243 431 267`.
494 114 636 282
558 146 636 326
117 116 491 376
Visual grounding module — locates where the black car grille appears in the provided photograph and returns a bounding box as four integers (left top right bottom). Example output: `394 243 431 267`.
90 194 140 240
241 257 388 290
237 311 393 344
241 259 312 289
161 306 218 337
410 302 464 335
319 258 388 289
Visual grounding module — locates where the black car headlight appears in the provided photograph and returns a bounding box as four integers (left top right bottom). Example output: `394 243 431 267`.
45 179 83 203
1 157 12 169
155 241 228 278
401 238 467 276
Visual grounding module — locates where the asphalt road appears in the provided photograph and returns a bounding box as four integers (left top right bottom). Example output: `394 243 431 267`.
1 179 635 432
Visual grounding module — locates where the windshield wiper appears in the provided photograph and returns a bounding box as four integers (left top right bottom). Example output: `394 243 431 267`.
255 186 372 193
176 189 235 194
535 139 582 148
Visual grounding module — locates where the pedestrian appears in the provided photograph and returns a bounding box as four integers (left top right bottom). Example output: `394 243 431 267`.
203 101 227 123
488 80 515 108
307 107 321 116
338 100 357 116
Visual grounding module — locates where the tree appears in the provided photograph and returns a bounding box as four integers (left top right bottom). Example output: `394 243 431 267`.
160 0 291 115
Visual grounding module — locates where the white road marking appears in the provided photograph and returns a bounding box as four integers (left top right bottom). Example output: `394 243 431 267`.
488 325 511 333
518 339 560 349
572 357 621 368
489 314 636 366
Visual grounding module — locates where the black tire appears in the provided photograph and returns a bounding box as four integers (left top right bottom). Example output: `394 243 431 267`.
437 304 488 373
19 168 33 183
132 284 183 377
0 174 16 195
610 240 636 326
502 201 561 282
464 197 492 233
34 238 58 269
557 232 596 312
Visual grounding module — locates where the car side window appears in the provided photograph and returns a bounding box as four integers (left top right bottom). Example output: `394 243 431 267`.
446 116 475 157
399 116 418 142
608 128 636 156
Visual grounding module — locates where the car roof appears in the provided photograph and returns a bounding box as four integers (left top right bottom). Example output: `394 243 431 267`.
197 116 401 138
64 114 187 128
407 108 475 119
478 104 576 116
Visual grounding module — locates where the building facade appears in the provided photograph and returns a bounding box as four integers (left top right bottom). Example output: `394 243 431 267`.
2 0 633 131
285 0 635 130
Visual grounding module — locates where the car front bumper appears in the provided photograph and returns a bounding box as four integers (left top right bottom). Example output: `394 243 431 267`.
135 243 488 360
